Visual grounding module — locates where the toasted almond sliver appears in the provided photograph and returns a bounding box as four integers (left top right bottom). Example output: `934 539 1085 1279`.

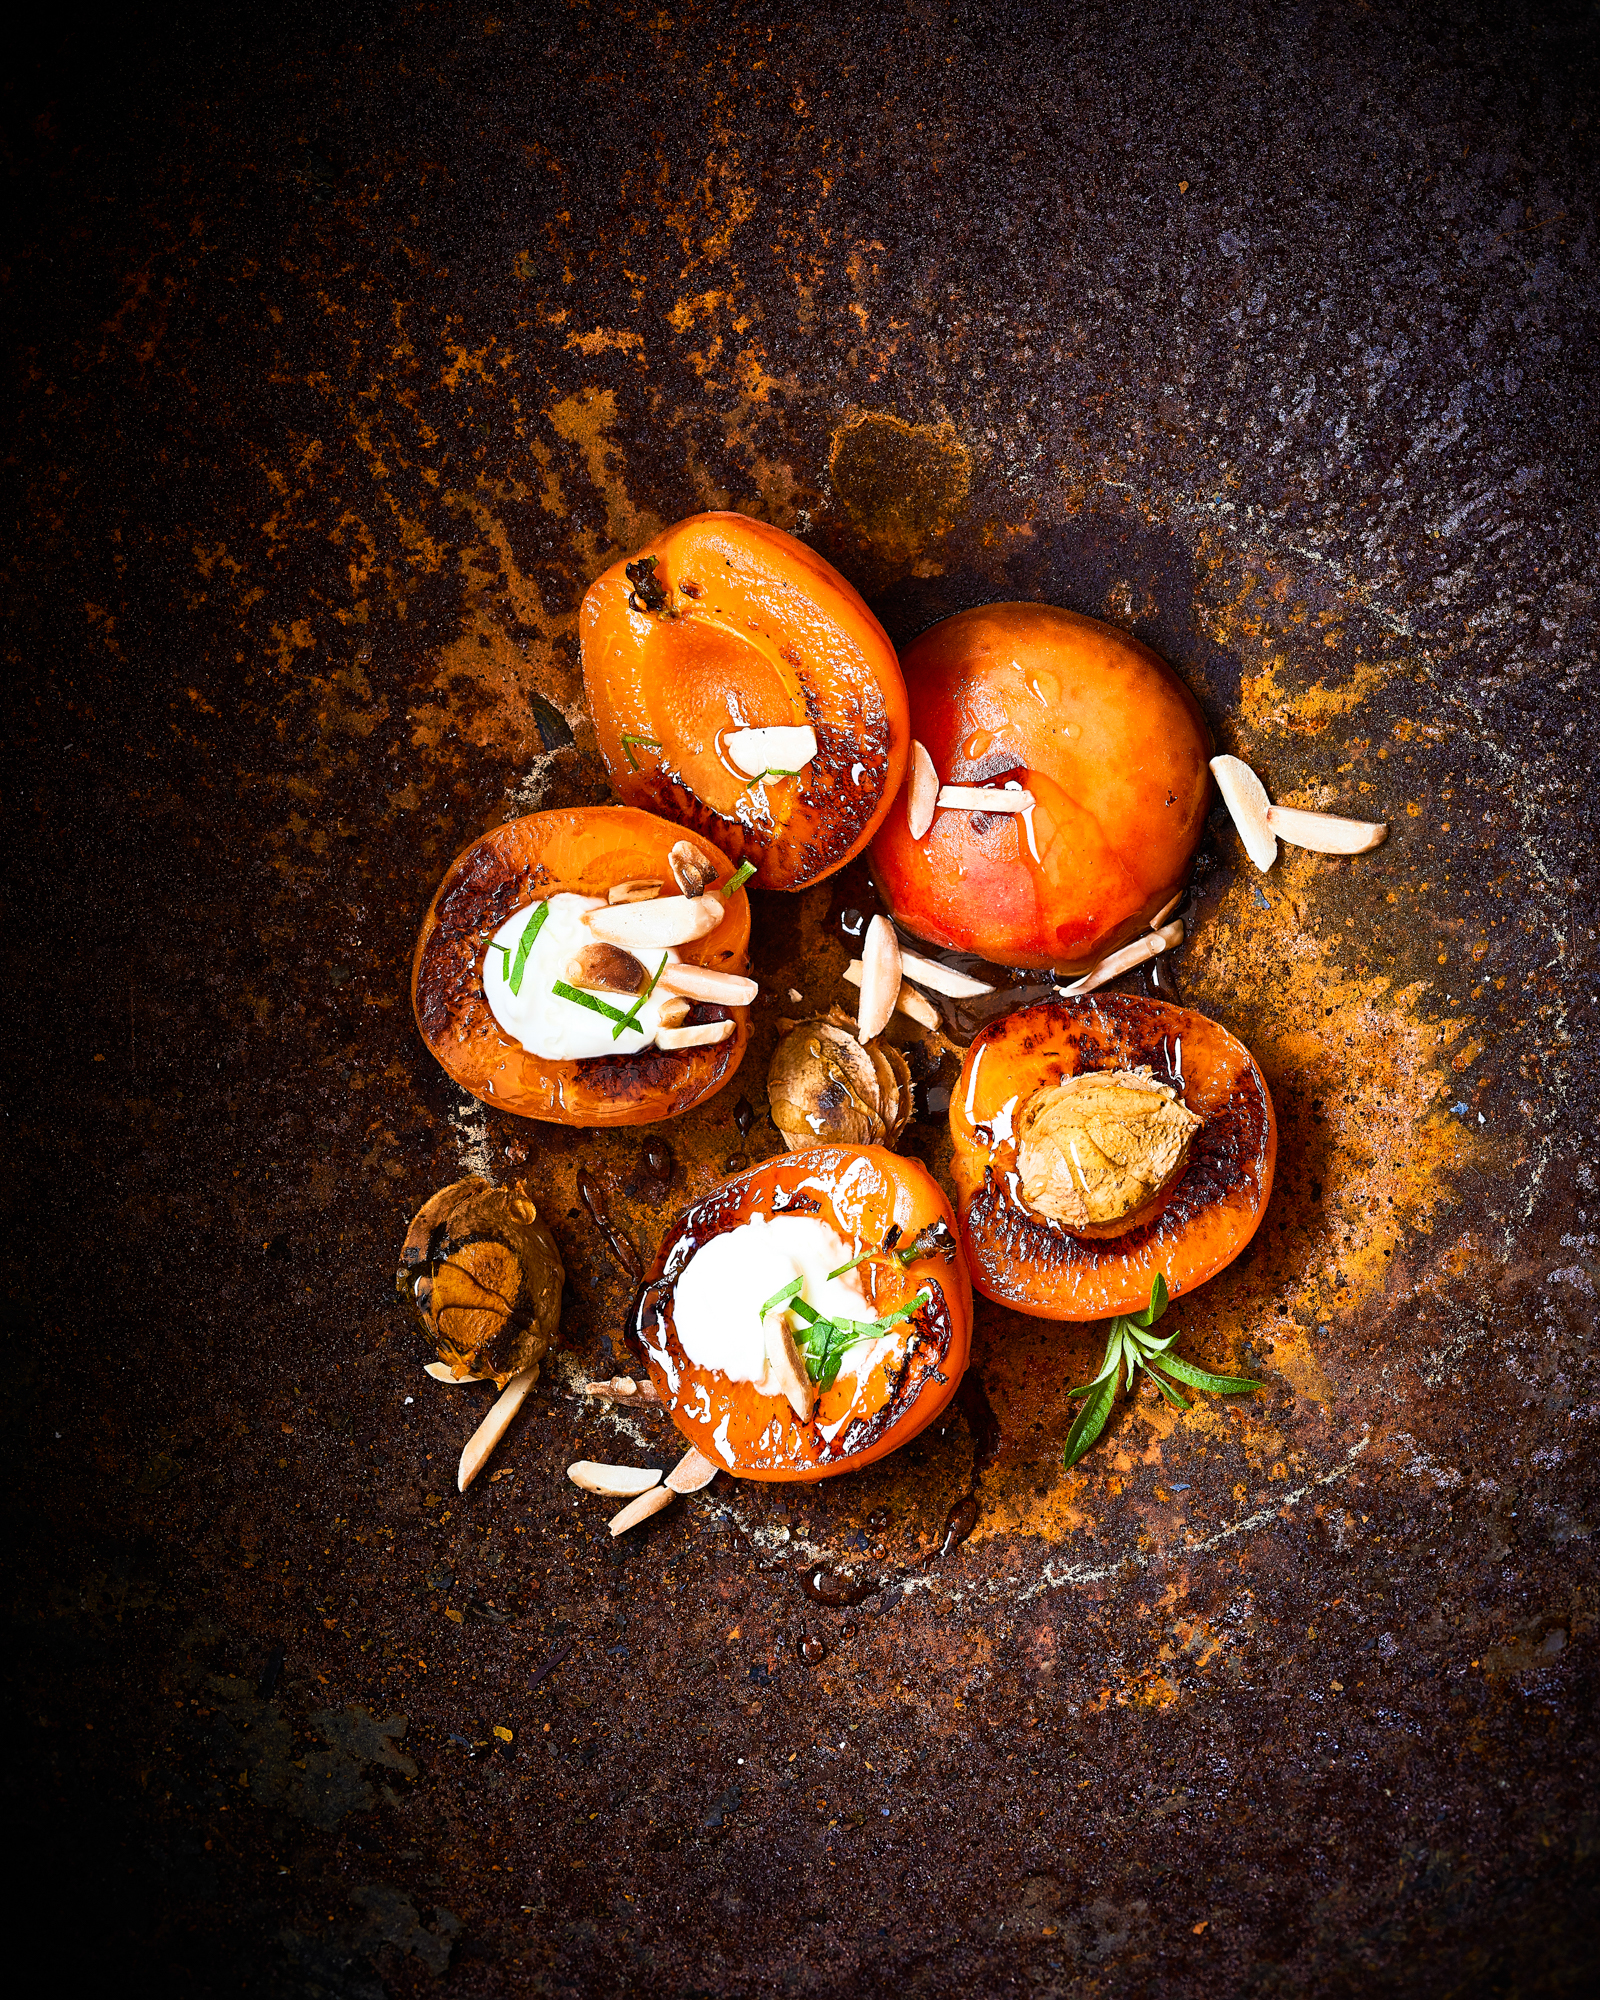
1062 919 1185 998
609 1485 676 1537
657 995 692 1028
582 1376 662 1403
753 1316 818 1423
566 943 648 994
842 961 940 1030
1265 803 1388 854
657 962 759 1006
665 1445 720 1494
907 740 939 840
896 946 995 999
657 1018 735 1050
566 1460 663 1496
668 840 721 897
458 1365 538 1493
424 1361 489 1384
608 878 664 904
725 724 818 778
1209 755 1278 872
856 915 901 1043
936 784 1036 813
586 893 722 950
1150 890 1186 929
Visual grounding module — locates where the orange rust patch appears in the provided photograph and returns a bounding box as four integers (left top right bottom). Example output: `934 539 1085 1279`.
828 411 972 562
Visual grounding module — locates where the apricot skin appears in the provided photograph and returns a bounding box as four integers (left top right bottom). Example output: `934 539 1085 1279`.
871 603 1213 973
581 513 909 892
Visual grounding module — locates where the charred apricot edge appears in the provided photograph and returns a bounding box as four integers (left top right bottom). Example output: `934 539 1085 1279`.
950 994 1275 1320
630 1145 972 1482
411 806 751 1127
871 603 1213 973
581 512 910 892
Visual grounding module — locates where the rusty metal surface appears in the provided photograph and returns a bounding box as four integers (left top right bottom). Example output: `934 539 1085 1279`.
5 3 1598 1993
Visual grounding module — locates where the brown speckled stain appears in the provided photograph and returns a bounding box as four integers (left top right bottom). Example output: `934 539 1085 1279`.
4 5 1598 1997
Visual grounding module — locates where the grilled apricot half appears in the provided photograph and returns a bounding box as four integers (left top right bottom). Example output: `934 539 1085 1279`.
581 512 909 891
412 806 751 1126
630 1146 972 1482
871 603 1212 973
950 994 1275 1320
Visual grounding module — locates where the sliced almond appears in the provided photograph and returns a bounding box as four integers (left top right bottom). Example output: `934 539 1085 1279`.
665 1444 720 1494
565 943 648 994
586 893 722 950
896 946 994 999
457 1364 538 1492
609 1484 676 1537
842 961 940 1030
658 962 759 1006
1063 919 1185 997
754 1315 818 1422
936 784 1036 813
725 724 818 778
857 914 901 1043
1265 803 1388 854
1210 755 1278 872
566 1460 663 1496
907 739 939 839
424 1361 489 1384
608 878 664 904
582 1375 662 1403
657 995 692 1029
668 840 721 897
657 1018 735 1050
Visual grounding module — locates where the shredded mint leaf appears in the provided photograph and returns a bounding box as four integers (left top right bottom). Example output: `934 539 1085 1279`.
759 1275 804 1321
826 1249 874 1281
613 951 667 1041
551 980 631 1025
720 860 756 897
508 901 549 995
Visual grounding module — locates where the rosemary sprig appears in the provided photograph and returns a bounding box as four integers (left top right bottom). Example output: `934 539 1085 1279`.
720 860 756 897
619 729 662 772
1063 1274 1262 1470
612 951 667 1040
551 980 631 1026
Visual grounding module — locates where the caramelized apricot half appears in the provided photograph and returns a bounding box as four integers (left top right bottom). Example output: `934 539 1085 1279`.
581 512 909 891
630 1146 972 1482
412 806 751 1126
870 603 1212 972
950 994 1275 1320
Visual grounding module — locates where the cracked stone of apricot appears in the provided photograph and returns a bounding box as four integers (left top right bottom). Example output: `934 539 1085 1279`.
1016 1067 1202 1230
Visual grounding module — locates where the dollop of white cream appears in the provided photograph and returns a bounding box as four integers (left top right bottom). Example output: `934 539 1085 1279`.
482 893 680 1062
672 1213 877 1386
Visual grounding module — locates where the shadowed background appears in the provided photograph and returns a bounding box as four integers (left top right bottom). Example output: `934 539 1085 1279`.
3 2 1598 1993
